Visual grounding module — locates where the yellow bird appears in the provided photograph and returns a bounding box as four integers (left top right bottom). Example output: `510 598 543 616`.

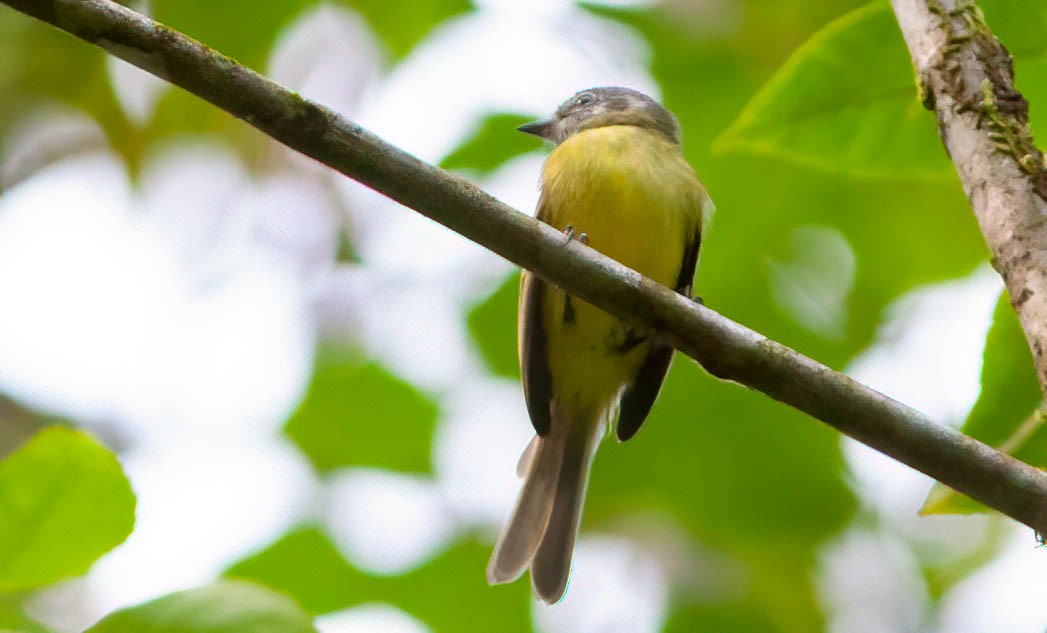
487 87 712 603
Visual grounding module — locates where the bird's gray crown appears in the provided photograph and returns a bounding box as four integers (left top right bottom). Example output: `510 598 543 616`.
518 87 681 145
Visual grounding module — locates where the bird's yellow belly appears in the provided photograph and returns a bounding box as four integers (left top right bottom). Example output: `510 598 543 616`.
537 126 694 413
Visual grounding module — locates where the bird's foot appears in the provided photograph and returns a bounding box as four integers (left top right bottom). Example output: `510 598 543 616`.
563 225 589 245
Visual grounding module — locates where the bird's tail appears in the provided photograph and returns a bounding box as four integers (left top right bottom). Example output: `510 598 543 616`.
487 404 603 604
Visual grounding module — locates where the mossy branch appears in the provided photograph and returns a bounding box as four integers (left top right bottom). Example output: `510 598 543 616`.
893 0 1047 396
5 0 1047 532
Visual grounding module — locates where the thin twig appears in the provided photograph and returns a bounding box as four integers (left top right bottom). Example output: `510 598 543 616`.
4 0 1047 531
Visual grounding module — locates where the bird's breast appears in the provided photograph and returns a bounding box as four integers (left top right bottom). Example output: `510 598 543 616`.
540 125 700 290
534 126 703 406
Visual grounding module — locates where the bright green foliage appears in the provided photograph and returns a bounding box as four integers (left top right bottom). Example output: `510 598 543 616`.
710 0 1047 174
441 113 540 174
228 532 531 633
0 596 48 633
467 272 521 378
0 427 135 592
981 0 1047 57
152 1 314 71
922 293 1043 515
285 349 438 473
713 2 948 176
664 602 776 633
86 580 316 633
226 528 368 615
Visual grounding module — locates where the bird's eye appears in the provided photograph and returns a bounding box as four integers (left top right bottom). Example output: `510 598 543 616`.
575 93 595 107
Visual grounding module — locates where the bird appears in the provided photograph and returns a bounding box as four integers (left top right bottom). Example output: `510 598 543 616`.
486 87 713 603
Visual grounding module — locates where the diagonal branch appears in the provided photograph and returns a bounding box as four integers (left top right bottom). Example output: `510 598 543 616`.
5 0 1047 532
892 0 1047 394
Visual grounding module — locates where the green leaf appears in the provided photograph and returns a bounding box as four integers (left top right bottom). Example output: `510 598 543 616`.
142 0 312 170
226 527 368 616
665 601 776 633
0 595 49 633
922 292 1043 515
441 114 538 175
228 532 530 633
0 427 135 592
467 272 520 379
713 1 950 176
284 350 439 473
980 0 1047 57
0 13 131 170
335 0 473 60
151 1 312 71
589 361 854 542
86 580 316 633
664 547 825 633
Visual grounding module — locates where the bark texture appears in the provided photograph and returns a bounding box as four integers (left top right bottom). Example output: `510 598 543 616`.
893 0 1047 391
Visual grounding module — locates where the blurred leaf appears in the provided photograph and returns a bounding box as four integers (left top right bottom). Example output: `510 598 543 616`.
922 515 1011 601
142 0 314 170
151 1 312 71
981 0 1047 57
583 359 852 631
961 294 1043 452
922 293 1043 515
226 527 368 615
335 226 359 264
467 272 520 379
0 596 49 633
86 580 315 633
284 349 438 473
0 395 63 459
336 0 473 59
592 364 853 544
1016 54 1047 139
228 533 531 633
0 427 135 592
666 544 825 632
713 1 950 176
441 113 537 174
665 601 776 633
0 13 130 166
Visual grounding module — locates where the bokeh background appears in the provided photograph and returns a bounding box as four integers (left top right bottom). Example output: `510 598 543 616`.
1 0 1046 631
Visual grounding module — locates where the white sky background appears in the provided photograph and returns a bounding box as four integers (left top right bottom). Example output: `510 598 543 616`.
0 0 1040 631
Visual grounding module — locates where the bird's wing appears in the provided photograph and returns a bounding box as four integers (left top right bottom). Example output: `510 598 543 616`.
615 221 702 441
518 205 555 436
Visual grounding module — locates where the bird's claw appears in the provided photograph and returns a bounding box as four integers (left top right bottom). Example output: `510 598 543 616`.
563 225 589 245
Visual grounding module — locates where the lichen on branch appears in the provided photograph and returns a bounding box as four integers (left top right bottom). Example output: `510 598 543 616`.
894 0 1047 392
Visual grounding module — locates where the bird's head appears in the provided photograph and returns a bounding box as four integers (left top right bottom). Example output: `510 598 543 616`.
518 87 681 146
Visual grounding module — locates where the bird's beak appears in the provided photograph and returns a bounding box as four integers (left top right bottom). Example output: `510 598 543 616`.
517 118 556 140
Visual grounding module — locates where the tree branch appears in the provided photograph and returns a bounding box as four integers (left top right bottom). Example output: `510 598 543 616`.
5 0 1047 532
892 0 1047 394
